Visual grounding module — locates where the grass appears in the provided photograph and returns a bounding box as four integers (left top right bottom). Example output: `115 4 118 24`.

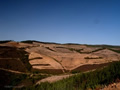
22 61 120 90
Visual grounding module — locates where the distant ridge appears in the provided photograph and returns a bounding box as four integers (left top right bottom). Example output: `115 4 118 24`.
20 40 120 48
20 40 60 44
0 40 120 48
0 40 14 44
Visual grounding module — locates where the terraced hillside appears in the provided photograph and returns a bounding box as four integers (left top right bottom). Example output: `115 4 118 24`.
0 40 120 89
0 46 31 72
20 41 120 74
0 42 49 89
1 41 120 74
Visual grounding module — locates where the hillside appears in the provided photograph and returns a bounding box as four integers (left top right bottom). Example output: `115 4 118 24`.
0 40 120 89
20 40 120 73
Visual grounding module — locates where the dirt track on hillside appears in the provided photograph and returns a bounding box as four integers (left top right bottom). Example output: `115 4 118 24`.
36 74 72 84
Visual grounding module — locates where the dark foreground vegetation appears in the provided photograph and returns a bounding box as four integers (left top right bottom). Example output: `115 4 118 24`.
0 46 50 89
0 69 27 89
0 46 31 72
0 69 49 89
22 61 120 90
32 69 63 75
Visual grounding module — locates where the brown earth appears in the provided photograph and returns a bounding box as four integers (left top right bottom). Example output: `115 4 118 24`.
0 45 31 72
1 41 120 74
36 74 72 84
0 41 120 88
22 41 120 73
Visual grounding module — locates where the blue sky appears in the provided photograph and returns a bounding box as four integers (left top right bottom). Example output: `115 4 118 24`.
0 0 120 45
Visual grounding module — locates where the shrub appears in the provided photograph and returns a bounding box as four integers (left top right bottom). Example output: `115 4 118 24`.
23 61 120 90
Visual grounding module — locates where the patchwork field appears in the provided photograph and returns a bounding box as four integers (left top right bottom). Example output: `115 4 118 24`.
0 40 120 89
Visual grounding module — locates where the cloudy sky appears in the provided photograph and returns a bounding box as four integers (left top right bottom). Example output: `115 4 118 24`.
0 0 120 45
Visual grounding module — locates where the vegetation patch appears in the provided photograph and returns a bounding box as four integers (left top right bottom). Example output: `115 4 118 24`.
86 44 120 48
0 69 27 89
21 40 37 44
21 40 59 44
0 69 49 89
55 47 66 48
79 48 105 54
68 48 104 54
109 48 120 53
32 64 50 66
0 46 32 72
0 40 13 44
84 56 103 59
72 62 111 73
45 47 55 52
0 59 27 72
23 61 120 90
32 69 63 74
18 74 49 87
29 57 43 60
91 48 105 53
68 48 83 52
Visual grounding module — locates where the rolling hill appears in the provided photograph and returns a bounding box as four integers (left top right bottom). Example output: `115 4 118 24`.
0 40 120 89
